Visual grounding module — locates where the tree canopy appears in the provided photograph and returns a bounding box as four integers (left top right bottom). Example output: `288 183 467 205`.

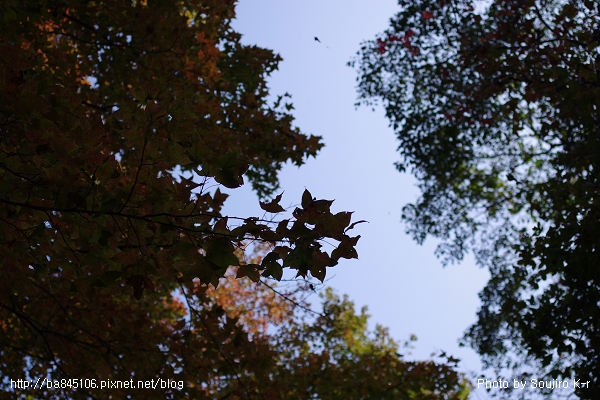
3 258 470 399
0 0 470 398
1 0 360 393
1 0 370 291
0 0 362 315
353 0 600 398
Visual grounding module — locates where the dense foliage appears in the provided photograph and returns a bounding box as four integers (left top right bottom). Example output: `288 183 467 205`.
352 0 600 397
3 261 470 399
0 0 365 395
209 274 471 400
0 0 470 398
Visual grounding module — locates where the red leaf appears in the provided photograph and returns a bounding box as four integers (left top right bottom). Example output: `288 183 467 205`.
423 11 433 19
376 38 387 54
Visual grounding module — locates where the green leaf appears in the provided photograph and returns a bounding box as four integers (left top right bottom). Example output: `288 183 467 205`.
190 256 217 284
205 251 239 269
263 262 283 281
204 237 239 269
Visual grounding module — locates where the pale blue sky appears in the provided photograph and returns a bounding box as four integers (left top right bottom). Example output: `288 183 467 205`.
225 0 491 394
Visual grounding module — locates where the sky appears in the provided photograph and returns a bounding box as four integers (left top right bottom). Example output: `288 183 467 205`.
224 0 491 396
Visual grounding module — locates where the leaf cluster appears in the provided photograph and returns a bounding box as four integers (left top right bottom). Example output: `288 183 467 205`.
3 262 470 399
0 0 366 393
352 0 600 397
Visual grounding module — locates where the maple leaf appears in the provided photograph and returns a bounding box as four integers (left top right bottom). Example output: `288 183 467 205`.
259 192 286 213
